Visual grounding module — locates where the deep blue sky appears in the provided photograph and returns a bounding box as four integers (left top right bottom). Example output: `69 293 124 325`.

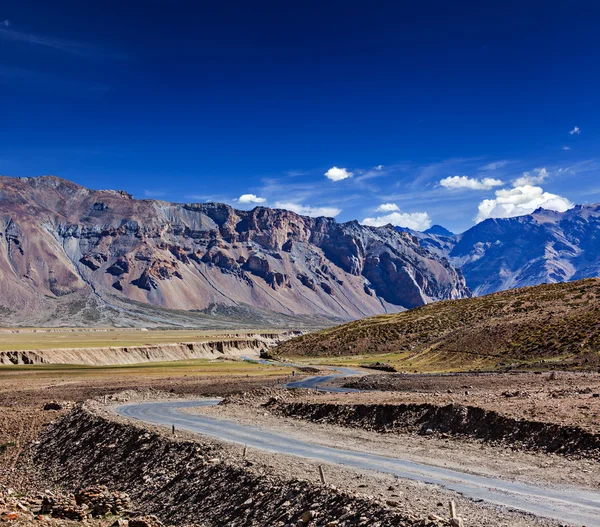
1 0 599 232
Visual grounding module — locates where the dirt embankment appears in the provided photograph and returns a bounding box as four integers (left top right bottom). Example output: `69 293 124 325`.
33 403 447 527
343 371 600 434
266 399 600 459
0 332 299 365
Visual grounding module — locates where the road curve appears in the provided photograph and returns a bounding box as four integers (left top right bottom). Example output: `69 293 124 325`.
116 399 600 527
284 366 362 392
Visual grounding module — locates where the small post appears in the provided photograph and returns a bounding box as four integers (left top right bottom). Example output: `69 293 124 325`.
449 501 464 527
243 444 247 459
172 424 175 435
318 465 326 485
103 394 107 404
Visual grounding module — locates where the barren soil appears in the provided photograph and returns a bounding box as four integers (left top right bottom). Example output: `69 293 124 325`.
185 390 600 491
104 401 556 527
0 364 292 491
342 371 600 433
3 359 600 527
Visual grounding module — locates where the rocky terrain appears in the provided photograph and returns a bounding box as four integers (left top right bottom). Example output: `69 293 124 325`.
411 204 600 296
274 278 600 370
266 394 600 459
0 485 165 527
217 369 600 460
1 355 593 527
0 175 469 327
32 402 462 527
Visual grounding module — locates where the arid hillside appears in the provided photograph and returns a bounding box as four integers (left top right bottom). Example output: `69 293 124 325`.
275 278 600 370
0 175 469 327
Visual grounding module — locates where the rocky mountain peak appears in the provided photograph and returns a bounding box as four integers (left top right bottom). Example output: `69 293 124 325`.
0 175 471 327
412 203 600 296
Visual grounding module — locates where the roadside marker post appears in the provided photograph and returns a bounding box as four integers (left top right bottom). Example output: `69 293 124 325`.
449 500 464 527
318 465 326 485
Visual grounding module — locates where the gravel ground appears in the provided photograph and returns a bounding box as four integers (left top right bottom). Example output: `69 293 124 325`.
342 371 600 433
0 373 293 491
182 393 589 526
2 366 599 527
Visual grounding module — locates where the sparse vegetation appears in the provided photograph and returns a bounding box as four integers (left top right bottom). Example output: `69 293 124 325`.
275 278 600 371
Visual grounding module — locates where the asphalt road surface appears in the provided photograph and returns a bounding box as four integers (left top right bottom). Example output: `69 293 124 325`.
115 370 600 527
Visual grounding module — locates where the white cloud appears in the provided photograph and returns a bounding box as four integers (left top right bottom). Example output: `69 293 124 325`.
325 166 353 181
440 175 504 190
275 201 341 218
475 185 574 223
480 160 509 171
0 21 128 59
374 165 384 171
361 211 432 231
562 145 571 151
569 126 581 135
512 167 549 186
237 193 266 204
376 203 400 212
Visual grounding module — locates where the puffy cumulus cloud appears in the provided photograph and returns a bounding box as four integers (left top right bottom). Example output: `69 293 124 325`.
375 203 400 212
325 166 353 181
475 185 574 223
275 201 341 218
361 211 432 231
237 193 266 204
439 175 504 190
569 126 581 135
512 167 549 186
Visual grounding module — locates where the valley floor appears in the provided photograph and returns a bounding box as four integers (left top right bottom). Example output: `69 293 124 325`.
2 353 600 526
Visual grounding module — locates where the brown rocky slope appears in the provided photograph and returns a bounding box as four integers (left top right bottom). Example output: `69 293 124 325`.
33 403 451 527
274 278 600 370
0 175 469 327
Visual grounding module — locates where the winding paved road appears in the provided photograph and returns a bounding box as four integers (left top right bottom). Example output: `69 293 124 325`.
115 369 600 526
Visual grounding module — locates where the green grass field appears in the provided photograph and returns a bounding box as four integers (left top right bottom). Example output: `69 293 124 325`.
0 357 292 379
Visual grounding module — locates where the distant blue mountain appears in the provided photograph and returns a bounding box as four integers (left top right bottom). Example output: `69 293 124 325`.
395 206 600 297
424 225 454 237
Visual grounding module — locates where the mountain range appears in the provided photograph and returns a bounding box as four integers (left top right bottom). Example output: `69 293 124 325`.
0 176 469 327
411 204 600 295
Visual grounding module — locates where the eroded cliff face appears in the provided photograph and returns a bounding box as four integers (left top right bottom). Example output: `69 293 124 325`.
0 176 470 326
0 332 299 365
